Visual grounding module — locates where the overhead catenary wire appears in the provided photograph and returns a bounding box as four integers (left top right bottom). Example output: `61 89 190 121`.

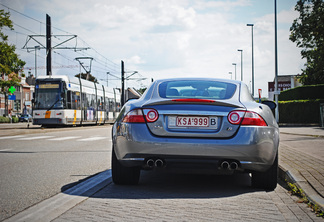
0 3 121 82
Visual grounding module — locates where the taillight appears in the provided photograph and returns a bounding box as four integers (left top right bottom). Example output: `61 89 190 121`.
122 109 145 123
122 108 159 123
143 109 159 122
228 110 267 126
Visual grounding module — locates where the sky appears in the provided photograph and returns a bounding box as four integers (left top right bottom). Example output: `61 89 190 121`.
1 0 304 98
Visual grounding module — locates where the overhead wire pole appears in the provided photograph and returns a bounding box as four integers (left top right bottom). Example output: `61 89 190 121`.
23 14 90 76
46 14 51 76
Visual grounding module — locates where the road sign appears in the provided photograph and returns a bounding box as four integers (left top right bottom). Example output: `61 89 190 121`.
8 95 16 100
9 86 16 94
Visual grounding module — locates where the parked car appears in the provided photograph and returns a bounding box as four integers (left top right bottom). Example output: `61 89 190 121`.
19 114 33 122
112 78 279 190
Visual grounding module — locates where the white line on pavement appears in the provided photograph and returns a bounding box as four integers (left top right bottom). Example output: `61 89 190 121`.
16 136 55 140
4 170 112 222
0 135 25 140
77 136 108 141
47 136 82 141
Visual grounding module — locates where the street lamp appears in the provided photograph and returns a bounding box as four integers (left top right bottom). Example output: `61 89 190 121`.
237 49 243 81
232 63 237 80
228 72 232 80
274 0 279 122
34 45 40 78
247 24 255 97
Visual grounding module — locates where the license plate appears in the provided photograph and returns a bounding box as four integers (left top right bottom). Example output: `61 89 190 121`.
176 116 209 127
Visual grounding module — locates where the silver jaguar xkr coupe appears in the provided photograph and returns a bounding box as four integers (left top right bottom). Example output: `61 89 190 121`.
112 78 279 190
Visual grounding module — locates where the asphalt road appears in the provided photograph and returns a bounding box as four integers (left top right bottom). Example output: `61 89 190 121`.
1 124 323 221
0 125 112 221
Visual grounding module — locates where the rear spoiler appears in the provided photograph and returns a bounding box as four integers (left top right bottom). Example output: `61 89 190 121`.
143 98 243 108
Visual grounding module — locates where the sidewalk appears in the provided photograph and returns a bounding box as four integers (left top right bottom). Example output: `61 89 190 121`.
279 126 324 212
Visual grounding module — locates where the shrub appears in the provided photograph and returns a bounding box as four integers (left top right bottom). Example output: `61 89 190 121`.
0 116 9 123
279 84 324 101
279 99 324 124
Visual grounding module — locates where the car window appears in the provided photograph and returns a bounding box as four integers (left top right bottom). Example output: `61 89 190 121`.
158 80 237 100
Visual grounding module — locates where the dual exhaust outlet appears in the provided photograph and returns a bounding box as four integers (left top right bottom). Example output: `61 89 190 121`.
145 158 239 170
220 160 239 170
146 158 165 168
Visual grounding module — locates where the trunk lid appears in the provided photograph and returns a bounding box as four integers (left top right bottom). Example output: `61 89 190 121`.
143 99 245 138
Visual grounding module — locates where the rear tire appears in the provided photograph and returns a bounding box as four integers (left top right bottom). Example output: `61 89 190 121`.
111 147 140 185
252 152 278 191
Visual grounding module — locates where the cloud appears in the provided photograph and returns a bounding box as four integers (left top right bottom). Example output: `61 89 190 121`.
2 0 304 97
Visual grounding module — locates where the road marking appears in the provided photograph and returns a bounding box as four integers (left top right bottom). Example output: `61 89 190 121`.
77 136 108 141
0 135 25 140
4 170 112 222
16 136 55 140
0 149 12 152
47 136 82 141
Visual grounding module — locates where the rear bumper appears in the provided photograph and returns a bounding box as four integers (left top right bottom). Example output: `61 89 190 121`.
113 123 279 172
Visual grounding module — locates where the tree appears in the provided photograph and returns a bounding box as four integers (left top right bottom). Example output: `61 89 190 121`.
289 0 324 85
0 10 26 116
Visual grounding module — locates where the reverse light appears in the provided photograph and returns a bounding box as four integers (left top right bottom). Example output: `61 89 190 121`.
144 109 159 122
228 110 267 126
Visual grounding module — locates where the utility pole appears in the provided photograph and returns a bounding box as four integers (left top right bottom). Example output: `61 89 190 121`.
46 14 51 76
121 61 125 106
274 0 279 122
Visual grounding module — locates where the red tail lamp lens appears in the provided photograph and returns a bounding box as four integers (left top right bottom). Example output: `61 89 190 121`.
122 109 159 123
122 109 145 123
228 110 267 126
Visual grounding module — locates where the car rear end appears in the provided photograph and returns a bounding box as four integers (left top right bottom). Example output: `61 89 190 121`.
112 78 279 189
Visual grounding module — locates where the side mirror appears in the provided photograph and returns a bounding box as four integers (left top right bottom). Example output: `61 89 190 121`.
262 100 276 110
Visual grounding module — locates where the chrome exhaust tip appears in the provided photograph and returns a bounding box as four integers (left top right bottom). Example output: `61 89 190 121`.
230 162 238 170
220 161 230 170
155 159 164 168
146 159 155 168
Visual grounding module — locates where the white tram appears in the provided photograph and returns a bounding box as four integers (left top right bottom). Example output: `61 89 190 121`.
32 75 121 126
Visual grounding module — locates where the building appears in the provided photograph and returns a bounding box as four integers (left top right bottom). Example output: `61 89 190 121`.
0 75 35 116
268 75 302 101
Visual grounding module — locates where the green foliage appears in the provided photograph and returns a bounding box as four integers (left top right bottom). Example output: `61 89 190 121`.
279 84 324 101
0 116 18 123
279 99 324 124
0 116 9 123
12 116 18 123
290 0 324 85
287 182 304 198
0 9 25 94
287 181 324 218
137 88 147 94
0 9 13 41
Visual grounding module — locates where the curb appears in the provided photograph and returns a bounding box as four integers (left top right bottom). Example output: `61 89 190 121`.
278 164 324 212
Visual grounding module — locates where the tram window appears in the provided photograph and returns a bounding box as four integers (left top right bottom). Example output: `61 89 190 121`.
109 99 114 111
105 97 109 111
98 96 104 111
90 94 95 110
71 91 81 109
67 91 72 109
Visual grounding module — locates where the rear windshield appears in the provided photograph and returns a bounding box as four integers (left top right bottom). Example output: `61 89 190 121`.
158 80 237 100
